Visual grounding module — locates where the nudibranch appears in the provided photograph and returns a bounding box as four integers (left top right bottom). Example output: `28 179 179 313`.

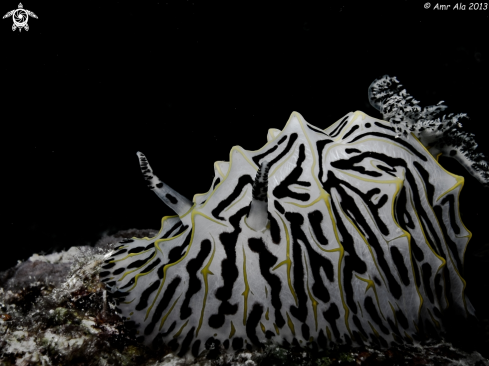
369 75 489 187
100 76 484 358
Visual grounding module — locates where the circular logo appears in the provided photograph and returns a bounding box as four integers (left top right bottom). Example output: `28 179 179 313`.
12 8 28 27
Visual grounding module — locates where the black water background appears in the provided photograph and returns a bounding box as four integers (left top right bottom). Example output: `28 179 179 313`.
1 0 488 358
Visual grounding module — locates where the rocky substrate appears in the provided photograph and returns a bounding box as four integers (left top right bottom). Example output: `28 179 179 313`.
1 229 488 366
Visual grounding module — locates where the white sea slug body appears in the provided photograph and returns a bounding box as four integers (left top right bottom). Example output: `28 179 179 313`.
368 75 489 187
100 79 478 358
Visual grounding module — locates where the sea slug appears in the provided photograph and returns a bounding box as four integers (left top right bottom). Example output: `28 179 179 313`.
99 77 484 358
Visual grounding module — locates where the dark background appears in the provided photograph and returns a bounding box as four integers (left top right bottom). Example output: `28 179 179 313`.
2 0 488 343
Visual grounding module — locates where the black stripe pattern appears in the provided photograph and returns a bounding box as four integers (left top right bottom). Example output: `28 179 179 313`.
101 110 474 358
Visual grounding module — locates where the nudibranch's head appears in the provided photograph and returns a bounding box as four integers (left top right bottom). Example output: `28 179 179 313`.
100 88 476 358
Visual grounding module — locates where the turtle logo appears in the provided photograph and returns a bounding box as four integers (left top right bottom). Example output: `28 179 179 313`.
3 3 37 32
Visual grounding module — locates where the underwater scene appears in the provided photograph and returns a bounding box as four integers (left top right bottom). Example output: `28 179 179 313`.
1 2 488 366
